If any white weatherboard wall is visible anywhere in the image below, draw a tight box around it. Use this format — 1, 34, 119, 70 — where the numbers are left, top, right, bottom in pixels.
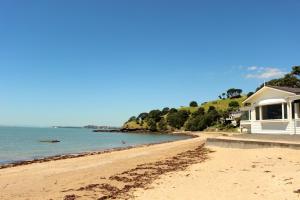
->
242, 86, 299, 135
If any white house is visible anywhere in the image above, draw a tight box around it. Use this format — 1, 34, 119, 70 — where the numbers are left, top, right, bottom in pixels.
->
240, 86, 300, 134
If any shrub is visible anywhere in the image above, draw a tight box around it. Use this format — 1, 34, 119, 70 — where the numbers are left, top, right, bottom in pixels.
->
148, 110, 162, 122
228, 101, 240, 108
189, 101, 198, 107
167, 110, 190, 129
158, 118, 168, 131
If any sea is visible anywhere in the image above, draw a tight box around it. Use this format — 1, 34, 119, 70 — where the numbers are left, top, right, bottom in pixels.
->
0, 126, 190, 164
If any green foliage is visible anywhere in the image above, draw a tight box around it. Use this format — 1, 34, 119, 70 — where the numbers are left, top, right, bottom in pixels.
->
169, 108, 178, 114
228, 101, 240, 108
256, 67, 300, 91
191, 107, 205, 117
128, 116, 137, 122
137, 112, 148, 120
167, 110, 190, 129
148, 109, 162, 122
189, 101, 198, 107
158, 118, 168, 131
226, 88, 243, 99
247, 92, 254, 97
185, 107, 220, 131
161, 107, 170, 115
292, 66, 300, 76
147, 118, 157, 132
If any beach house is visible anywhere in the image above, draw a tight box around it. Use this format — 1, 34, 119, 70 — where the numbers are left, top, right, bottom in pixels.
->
240, 86, 300, 134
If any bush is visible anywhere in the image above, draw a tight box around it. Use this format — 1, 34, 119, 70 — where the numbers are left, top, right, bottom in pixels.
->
148, 110, 162, 122
137, 112, 148, 120
185, 108, 221, 131
147, 118, 157, 132
189, 101, 198, 107
167, 110, 190, 129
127, 116, 137, 122
158, 118, 168, 131
161, 107, 170, 115
228, 101, 240, 108
247, 92, 254, 97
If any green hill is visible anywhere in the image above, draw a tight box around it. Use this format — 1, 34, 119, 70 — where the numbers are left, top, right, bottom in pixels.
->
180, 96, 246, 113
123, 96, 247, 132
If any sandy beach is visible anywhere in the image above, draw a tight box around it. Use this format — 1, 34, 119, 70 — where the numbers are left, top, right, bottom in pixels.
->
0, 135, 300, 200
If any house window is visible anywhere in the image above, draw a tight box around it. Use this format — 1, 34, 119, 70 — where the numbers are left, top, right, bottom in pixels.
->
241, 111, 250, 120
262, 104, 282, 120
284, 103, 287, 119
255, 107, 260, 120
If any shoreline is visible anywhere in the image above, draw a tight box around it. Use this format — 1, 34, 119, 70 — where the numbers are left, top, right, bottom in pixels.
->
0, 136, 206, 200
0, 133, 196, 170
1, 134, 300, 200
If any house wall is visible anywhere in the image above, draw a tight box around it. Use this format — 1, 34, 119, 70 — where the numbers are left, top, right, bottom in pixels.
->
241, 87, 300, 134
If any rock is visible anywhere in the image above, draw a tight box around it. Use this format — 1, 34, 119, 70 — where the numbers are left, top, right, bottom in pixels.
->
39, 140, 60, 143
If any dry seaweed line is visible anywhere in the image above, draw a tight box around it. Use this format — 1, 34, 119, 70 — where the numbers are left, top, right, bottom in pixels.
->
63, 144, 212, 200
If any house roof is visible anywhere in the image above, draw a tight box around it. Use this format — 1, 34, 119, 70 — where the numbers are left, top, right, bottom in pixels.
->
243, 85, 300, 104
267, 86, 300, 95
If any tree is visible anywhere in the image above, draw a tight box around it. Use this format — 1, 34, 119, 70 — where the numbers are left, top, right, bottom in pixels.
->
291, 66, 300, 76
127, 116, 137, 122
148, 110, 162, 122
247, 92, 254, 97
256, 67, 300, 91
185, 108, 220, 131
228, 101, 240, 108
191, 107, 205, 117
189, 101, 198, 107
208, 106, 216, 112
167, 110, 190, 129
158, 118, 168, 131
169, 108, 178, 114
227, 88, 243, 99
222, 93, 226, 99
137, 112, 148, 121
147, 118, 157, 132
161, 107, 170, 115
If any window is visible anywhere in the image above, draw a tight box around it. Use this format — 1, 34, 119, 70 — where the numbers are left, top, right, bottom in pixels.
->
241, 111, 250, 120
292, 103, 295, 119
255, 107, 260, 120
284, 103, 287, 119
262, 104, 282, 120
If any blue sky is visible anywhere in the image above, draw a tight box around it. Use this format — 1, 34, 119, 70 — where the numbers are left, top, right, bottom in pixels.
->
0, 0, 299, 126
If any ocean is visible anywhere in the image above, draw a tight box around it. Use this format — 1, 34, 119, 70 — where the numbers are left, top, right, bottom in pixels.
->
0, 126, 189, 164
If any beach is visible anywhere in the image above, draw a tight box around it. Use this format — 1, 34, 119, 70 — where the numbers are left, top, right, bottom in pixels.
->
0, 135, 300, 200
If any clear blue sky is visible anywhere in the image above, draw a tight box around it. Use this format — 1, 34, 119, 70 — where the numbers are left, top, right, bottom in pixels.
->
0, 0, 299, 126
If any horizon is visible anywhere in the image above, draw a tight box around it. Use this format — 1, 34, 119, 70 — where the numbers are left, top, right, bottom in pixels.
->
0, 1, 299, 126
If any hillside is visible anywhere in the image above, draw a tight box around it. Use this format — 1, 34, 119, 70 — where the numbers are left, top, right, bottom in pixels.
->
180, 96, 246, 113
122, 96, 247, 132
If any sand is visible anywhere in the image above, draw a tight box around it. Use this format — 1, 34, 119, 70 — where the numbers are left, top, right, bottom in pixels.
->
133, 145, 300, 200
0, 135, 300, 200
0, 137, 206, 200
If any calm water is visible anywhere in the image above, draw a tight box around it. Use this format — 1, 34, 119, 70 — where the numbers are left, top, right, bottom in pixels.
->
0, 127, 189, 164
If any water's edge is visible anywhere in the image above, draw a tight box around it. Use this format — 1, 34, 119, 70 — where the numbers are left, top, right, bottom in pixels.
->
0, 135, 196, 170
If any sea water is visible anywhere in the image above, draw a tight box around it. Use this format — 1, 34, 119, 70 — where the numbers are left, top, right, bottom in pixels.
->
0, 126, 189, 164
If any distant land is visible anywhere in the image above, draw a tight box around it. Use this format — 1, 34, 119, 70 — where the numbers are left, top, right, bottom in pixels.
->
52, 125, 121, 130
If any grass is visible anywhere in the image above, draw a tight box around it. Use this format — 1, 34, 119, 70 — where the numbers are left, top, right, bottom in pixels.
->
180, 96, 247, 113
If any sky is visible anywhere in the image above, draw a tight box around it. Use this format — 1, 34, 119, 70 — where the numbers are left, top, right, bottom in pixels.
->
0, 0, 299, 127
